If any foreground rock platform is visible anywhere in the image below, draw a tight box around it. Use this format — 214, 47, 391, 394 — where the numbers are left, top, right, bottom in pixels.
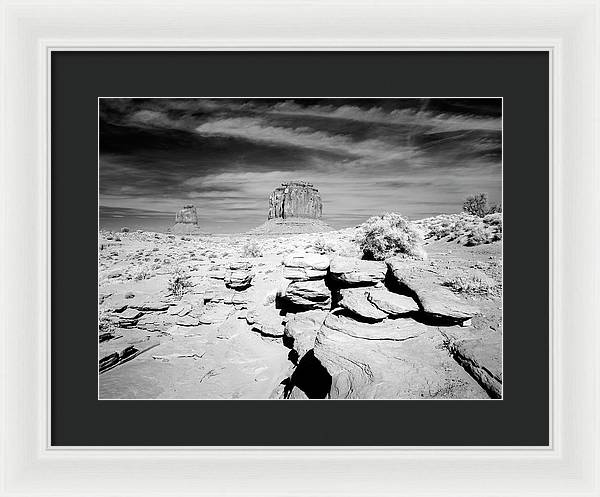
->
98, 218, 502, 400
313, 311, 486, 399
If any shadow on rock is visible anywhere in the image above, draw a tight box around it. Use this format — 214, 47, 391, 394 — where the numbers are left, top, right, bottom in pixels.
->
285, 350, 332, 399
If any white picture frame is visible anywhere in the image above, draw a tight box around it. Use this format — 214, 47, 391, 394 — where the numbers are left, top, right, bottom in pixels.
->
1, 0, 598, 495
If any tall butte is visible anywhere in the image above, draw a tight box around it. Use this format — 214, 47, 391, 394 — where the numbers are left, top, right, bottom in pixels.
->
171, 204, 206, 234
268, 181, 323, 220
249, 181, 332, 234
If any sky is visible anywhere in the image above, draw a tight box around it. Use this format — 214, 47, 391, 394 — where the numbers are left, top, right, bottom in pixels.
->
99, 98, 502, 233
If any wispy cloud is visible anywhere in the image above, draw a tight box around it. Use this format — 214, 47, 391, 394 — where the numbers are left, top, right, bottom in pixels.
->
269, 101, 502, 133
195, 117, 414, 162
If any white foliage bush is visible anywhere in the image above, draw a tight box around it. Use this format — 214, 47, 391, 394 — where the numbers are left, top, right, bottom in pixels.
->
358, 212, 427, 260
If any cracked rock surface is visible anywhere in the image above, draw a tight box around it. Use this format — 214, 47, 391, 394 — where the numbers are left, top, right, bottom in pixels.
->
98, 219, 502, 400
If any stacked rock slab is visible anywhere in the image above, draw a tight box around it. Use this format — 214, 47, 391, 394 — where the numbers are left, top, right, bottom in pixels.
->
309, 254, 487, 399
329, 256, 387, 286
277, 253, 331, 398
275, 252, 493, 399
225, 261, 254, 291
268, 181, 323, 220
279, 254, 331, 311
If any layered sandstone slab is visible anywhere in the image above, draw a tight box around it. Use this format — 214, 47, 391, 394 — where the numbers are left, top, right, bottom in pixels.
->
313, 311, 486, 399
387, 257, 479, 321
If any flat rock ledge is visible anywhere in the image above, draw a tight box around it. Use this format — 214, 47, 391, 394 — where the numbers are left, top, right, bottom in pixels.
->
387, 257, 478, 321
329, 256, 387, 286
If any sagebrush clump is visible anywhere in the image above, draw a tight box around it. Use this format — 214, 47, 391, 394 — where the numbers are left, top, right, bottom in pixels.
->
443, 273, 497, 296
98, 309, 115, 335
311, 239, 335, 255
133, 267, 150, 281
359, 212, 427, 260
483, 212, 502, 231
168, 266, 192, 298
465, 226, 489, 246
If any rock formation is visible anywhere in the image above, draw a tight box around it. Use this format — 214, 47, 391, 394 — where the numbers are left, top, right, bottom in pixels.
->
249, 181, 332, 234
386, 257, 478, 321
279, 253, 332, 310
172, 204, 204, 234
175, 204, 199, 224
329, 256, 387, 286
225, 261, 254, 290
268, 181, 322, 220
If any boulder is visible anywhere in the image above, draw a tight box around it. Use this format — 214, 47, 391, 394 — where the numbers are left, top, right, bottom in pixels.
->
284, 310, 327, 359
313, 312, 487, 399
387, 258, 478, 321
338, 288, 388, 321
329, 256, 387, 285
279, 279, 331, 310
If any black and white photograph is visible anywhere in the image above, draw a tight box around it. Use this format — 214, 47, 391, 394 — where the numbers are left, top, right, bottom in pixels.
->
98, 97, 503, 400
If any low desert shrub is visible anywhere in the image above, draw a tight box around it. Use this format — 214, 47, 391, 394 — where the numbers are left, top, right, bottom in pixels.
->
465, 226, 489, 246
242, 241, 263, 258
311, 239, 335, 255
483, 212, 503, 231
133, 267, 150, 281
167, 266, 192, 298
443, 273, 497, 296
98, 309, 115, 335
359, 212, 427, 260
121, 227, 130, 233
486, 203, 502, 214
